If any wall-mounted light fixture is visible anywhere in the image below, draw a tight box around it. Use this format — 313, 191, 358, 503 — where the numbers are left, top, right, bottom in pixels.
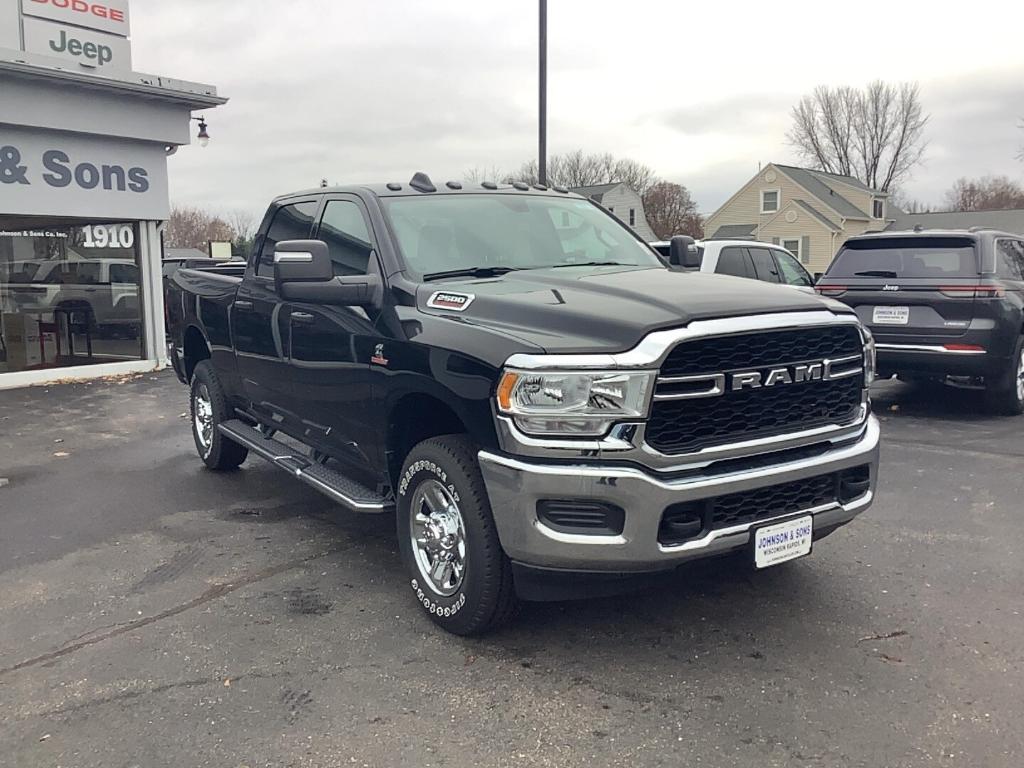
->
191, 116, 211, 147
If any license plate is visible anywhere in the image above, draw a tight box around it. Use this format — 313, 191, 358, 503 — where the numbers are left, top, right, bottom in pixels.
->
872, 306, 910, 325
753, 515, 813, 569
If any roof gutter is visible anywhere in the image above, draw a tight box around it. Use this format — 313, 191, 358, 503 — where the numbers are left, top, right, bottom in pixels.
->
0, 58, 227, 110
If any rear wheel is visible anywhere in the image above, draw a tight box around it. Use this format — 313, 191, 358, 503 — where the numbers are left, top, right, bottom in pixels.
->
190, 360, 248, 469
396, 435, 517, 635
985, 336, 1024, 416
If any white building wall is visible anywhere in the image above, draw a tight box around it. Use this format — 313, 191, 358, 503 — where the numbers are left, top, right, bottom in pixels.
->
599, 185, 656, 241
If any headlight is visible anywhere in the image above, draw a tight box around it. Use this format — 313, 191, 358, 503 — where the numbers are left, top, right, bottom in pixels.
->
862, 326, 876, 385
496, 369, 654, 436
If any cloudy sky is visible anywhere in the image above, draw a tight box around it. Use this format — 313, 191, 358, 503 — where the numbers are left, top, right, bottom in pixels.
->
130, 0, 1024, 219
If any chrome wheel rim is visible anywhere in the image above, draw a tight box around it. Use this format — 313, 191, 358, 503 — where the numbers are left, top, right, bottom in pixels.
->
410, 479, 467, 597
193, 383, 214, 455
1017, 349, 1024, 402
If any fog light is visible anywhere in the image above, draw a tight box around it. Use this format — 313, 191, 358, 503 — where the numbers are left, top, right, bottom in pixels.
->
838, 465, 871, 503
658, 503, 703, 545
537, 500, 625, 536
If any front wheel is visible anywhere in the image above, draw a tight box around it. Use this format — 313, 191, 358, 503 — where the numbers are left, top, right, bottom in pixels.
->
190, 360, 248, 470
396, 435, 517, 635
985, 336, 1024, 416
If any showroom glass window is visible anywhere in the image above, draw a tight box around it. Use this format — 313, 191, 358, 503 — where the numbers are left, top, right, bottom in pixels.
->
0, 220, 144, 373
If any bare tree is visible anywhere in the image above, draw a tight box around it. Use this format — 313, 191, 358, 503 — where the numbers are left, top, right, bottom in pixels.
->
944, 176, 1024, 211
227, 209, 258, 240
166, 205, 236, 252
463, 165, 507, 183
227, 209, 259, 259
642, 181, 703, 239
787, 80, 928, 191
888, 188, 932, 214
506, 150, 658, 194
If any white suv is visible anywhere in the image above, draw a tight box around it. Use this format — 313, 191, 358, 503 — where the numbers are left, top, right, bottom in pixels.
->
650, 239, 816, 292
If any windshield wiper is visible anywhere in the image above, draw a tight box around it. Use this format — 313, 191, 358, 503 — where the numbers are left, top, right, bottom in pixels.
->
544, 261, 630, 269
853, 270, 899, 277
423, 266, 521, 281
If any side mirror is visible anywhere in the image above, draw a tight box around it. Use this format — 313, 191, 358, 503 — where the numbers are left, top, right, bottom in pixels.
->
273, 239, 332, 283
669, 235, 701, 269
274, 239, 380, 307
280, 274, 381, 307
814, 272, 824, 283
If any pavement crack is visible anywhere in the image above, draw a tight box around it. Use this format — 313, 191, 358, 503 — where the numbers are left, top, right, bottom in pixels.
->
0, 549, 338, 678
856, 629, 909, 644
32, 677, 215, 718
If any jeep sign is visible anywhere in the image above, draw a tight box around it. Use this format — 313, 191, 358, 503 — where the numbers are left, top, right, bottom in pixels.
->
22, 16, 132, 71
0, 126, 168, 220
21, 0, 130, 37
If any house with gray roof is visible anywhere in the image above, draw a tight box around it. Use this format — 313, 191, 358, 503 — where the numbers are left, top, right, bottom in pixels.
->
570, 182, 656, 241
702, 163, 893, 273
886, 208, 1024, 236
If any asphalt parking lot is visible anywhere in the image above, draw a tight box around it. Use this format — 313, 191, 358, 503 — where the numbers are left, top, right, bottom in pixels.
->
1, 371, 1022, 767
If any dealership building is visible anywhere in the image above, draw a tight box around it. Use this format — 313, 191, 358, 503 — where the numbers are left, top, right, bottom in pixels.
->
0, 0, 225, 389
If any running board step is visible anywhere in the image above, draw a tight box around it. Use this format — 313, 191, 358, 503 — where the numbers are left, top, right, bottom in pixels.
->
218, 420, 390, 513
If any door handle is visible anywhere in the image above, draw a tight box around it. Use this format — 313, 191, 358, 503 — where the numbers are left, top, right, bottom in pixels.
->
290, 311, 315, 325
234, 300, 254, 311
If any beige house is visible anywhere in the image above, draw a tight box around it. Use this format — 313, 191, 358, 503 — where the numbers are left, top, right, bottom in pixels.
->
703, 163, 894, 273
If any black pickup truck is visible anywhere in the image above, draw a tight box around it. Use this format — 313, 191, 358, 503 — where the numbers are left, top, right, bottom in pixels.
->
166, 173, 880, 634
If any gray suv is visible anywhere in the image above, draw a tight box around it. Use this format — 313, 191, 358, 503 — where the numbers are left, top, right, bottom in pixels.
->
817, 228, 1024, 414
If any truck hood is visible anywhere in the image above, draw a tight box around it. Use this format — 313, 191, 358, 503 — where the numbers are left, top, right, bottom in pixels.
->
416, 265, 846, 354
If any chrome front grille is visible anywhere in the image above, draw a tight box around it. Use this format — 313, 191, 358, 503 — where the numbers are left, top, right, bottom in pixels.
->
646, 325, 865, 456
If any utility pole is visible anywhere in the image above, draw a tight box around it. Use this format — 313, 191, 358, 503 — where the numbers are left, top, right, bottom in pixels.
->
538, 0, 547, 185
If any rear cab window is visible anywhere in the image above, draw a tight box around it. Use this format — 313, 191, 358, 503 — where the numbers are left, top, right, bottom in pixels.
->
256, 200, 319, 278
829, 237, 980, 279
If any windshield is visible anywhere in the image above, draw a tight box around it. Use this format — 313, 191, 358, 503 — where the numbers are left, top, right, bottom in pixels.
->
381, 194, 663, 277
829, 237, 979, 279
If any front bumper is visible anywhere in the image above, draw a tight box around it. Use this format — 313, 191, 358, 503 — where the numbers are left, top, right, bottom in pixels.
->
478, 415, 879, 574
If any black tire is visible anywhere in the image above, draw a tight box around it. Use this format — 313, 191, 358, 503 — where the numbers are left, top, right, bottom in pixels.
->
396, 435, 517, 635
190, 360, 248, 470
985, 336, 1024, 416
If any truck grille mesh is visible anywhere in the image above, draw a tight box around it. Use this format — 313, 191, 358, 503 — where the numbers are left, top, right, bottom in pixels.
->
647, 326, 864, 455
658, 470, 841, 546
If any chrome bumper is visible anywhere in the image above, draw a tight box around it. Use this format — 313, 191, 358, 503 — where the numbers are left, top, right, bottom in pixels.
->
478, 415, 880, 572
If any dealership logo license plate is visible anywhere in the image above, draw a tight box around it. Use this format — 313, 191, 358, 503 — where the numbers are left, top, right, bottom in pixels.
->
753, 515, 813, 569
872, 306, 910, 325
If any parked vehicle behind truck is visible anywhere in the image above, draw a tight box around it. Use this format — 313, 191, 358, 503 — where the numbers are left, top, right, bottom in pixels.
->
166, 174, 880, 634
650, 239, 816, 292
817, 229, 1024, 414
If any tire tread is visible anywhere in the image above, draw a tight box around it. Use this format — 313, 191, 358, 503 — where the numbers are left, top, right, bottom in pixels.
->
402, 434, 517, 635
191, 360, 248, 470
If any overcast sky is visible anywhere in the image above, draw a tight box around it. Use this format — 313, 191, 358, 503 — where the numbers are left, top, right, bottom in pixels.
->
131, 0, 1024, 221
